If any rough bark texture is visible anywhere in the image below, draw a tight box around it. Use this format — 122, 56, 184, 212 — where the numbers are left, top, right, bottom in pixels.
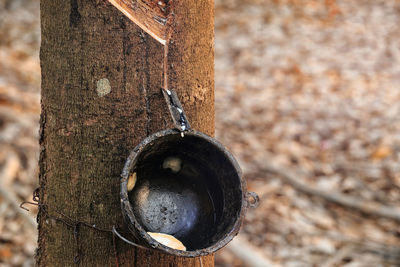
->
37, 0, 214, 266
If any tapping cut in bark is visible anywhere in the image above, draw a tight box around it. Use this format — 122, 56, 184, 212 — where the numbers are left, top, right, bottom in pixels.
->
107, 0, 173, 45
107, 1, 173, 90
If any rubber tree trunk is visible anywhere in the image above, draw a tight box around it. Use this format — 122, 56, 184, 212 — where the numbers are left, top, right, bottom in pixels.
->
37, 0, 214, 266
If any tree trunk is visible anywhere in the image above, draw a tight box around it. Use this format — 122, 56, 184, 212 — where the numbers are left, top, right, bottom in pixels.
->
37, 0, 214, 266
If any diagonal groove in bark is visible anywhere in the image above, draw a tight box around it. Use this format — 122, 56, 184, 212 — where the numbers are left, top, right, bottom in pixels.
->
107, 0, 172, 45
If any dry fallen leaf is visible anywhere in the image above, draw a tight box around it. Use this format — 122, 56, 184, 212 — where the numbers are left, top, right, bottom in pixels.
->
372, 146, 392, 161
163, 157, 182, 173
147, 232, 186, 251
0, 246, 12, 260
127, 172, 137, 192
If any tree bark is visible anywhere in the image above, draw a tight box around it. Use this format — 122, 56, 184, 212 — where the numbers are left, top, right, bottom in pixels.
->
37, 0, 214, 266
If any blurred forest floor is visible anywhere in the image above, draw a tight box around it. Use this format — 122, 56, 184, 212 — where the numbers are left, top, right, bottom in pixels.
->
1, 0, 400, 266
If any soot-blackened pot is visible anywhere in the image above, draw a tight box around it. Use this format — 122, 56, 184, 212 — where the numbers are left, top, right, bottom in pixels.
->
120, 128, 259, 257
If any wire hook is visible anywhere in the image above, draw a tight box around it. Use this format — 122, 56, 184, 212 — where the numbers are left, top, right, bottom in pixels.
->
112, 226, 150, 250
